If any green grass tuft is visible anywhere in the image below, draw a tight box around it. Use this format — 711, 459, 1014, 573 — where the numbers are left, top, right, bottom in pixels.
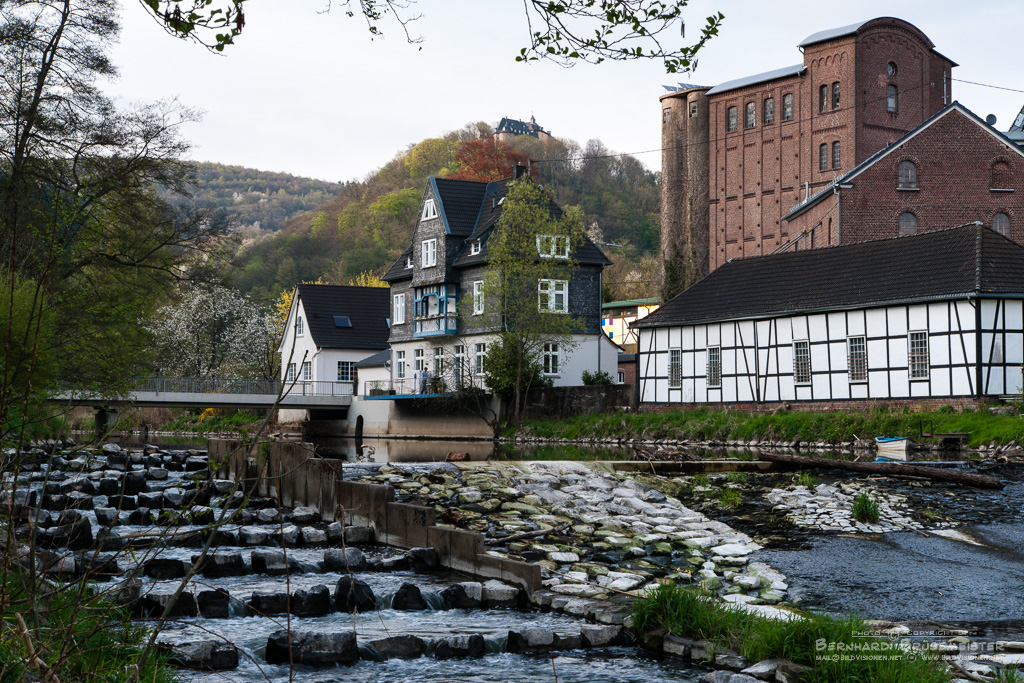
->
796, 470, 818, 488
851, 491, 881, 524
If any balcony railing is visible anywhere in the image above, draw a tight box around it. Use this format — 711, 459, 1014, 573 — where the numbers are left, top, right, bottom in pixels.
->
364, 374, 486, 399
414, 313, 458, 337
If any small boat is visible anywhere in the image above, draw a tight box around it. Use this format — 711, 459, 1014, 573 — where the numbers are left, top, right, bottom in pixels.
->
875, 436, 909, 461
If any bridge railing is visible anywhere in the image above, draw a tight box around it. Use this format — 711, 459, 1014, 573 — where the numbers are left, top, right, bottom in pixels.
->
129, 377, 354, 397
364, 374, 486, 398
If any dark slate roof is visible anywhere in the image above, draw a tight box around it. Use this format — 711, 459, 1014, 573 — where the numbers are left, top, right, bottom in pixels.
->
355, 349, 390, 368
295, 284, 391, 350
433, 177, 489, 237
784, 102, 1024, 222
496, 116, 549, 138
636, 225, 1024, 328
383, 245, 413, 282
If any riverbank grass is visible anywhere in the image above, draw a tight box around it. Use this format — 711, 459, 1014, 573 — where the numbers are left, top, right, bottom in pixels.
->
163, 408, 264, 434
631, 583, 951, 683
519, 406, 1024, 447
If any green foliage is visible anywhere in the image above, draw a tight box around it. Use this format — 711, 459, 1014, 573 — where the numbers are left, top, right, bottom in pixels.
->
725, 470, 748, 484
691, 473, 710, 488
162, 410, 264, 434
851, 492, 881, 524
482, 336, 551, 400
582, 370, 614, 385
718, 489, 742, 508
631, 584, 951, 683
796, 471, 818, 488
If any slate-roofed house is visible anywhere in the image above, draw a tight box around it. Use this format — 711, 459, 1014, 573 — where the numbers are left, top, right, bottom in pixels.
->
634, 224, 1024, 406
278, 284, 391, 392
494, 115, 551, 142
379, 171, 618, 396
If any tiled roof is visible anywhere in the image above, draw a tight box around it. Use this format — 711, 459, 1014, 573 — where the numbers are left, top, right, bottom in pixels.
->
383, 245, 413, 282
636, 225, 1024, 328
295, 284, 391, 350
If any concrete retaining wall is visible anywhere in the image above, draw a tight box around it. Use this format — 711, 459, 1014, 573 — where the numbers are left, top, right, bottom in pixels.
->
524, 384, 634, 419
209, 439, 540, 592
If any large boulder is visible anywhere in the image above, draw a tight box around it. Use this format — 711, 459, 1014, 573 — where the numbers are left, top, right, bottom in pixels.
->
160, 639, 239, 671
432, 634, 486, 659
334, 577, 376, 613
144, 558, 188, 580
249, 591, 288, 615
141, 592, 197, 618
197, 590, 231, 619
481, 580, 521, 608
323, 548, 367, 573
407, 547, 440, 572
291, 585, 331, 618
507, 627, 556, 653
265, 630, 357, 665
192, 553, 247, 578
391, 583, 429, 611
39, 515, 92, 551
369, 635, 424, 660
251, 550, 301, 576
441, 582, 482, 609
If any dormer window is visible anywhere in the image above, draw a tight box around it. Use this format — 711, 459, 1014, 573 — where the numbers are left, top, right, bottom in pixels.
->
405, 255, 413, 269
422, 199, 438, 221
470, 239, 481, 255
537, 235, 569, 259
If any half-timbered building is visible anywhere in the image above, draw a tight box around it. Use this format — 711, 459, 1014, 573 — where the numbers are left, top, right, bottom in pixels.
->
635, 224, 1024, 406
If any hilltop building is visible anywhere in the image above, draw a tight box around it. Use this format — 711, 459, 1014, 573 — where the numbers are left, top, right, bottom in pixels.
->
660, 17, 957, 298
495, 116, 552, 142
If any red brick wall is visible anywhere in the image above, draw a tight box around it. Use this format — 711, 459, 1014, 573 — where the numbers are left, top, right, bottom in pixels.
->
618, 359, 637, 385
838, 109, 1024, 243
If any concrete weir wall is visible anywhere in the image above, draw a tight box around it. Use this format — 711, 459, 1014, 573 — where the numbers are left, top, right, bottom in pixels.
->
209, 439, 541, 592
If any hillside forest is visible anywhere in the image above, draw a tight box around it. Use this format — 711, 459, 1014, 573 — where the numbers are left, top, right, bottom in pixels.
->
224, 123, 662, 305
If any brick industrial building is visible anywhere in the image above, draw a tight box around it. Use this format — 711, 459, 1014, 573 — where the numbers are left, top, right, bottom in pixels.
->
659, 17, 964, 299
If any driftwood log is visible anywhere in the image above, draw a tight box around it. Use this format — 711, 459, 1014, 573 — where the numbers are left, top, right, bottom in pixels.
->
484, 521, 572, 546
756, 451, 1004, 490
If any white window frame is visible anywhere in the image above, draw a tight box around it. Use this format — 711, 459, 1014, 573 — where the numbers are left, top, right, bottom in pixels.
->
393, 293, 405, 325
470, 239, 481, 255
405, 255, 413, 269
421, 238, 437, 268
414, 348, 424, 372
909, 331, 930, 380
454, 344, 465, 384
286, 363, 296, 382
337, 360, 355, 382
542, 342, 560, 376
793, 340, 811, 385
536, 234, 569, 259
668, 349, 682, 388
707, 346, 721, 388
422, 199, 438, 220
538, 279, 568, 313
473, 342, 487, 376
433, 347, 445, 376
395, 350, 406, 379
301, 361, 312, 381
617, 370, 625, 383
473, 281, 484, 315
295, 316, 304, 336
847, 336, 867, 383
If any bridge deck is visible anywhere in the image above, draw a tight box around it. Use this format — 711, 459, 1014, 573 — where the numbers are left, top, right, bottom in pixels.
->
54, 378, 353, 410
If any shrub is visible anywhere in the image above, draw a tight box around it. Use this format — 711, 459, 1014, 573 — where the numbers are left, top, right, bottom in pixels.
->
581, 370, 613, 385
718, 489, 742, 509
796, 471, 817, 488
851, 492, 880, 524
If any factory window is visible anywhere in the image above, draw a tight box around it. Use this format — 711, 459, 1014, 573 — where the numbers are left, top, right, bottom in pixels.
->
689, 101, 698, 118
819, 144, 828, 172
782, 93, 794, 120
663, 108, 671, 123
887, 85, 898, 113
898, 161, 918, 189
763, 97, 774, 124
727, 106, 737, 132
745, 102, 755, 129
819, 84, 827, 113
898, 212, 918, 236
832, 141, 841, 170
993, 212, 1010, 236
832, 81, 840, 109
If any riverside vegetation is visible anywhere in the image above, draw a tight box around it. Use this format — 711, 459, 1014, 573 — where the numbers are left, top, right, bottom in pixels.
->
517, 406, 1024, 448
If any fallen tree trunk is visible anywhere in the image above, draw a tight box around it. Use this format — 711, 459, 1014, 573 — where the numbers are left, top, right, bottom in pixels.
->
485, 522, 571, 546
756, 451, 1004, 490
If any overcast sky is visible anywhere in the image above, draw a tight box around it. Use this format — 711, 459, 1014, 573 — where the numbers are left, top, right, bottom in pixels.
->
107, 1, 1023, 183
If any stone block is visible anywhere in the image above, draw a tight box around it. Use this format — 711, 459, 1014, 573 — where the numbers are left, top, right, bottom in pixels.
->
197, 590, 231, 619
323, 547, 367, 573
369, 635, 424, 660
432, 634, 485, 659
507, 627, 555, 653
291, 585, 331, 618
392, 582, 428, 611
441, 582, 482, 609
334, 577, 376, 613
265, 630, 357, 665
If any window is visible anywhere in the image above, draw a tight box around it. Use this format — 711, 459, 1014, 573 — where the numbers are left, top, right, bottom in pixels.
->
421, 238, 437, 267
707, 347, 721, 388
668, 349, 682, 388
473, 342, 487, 375
470, 239, 481, 255
745, 102, 755, 129
887, 85, 898, 113
617, 370, 625, 383
899, 212, 918, 236
819, 144, 828, 172
538, 279, 568, 313
793, 341, 811, 384
819, 84, 828, 113
433, 347, 445, 376
422, 199, 438, 220
832, 81, 840, 109
453, 344, 465, 384
395, 350, 405, 379
832, 141, 841, 170
847, 337, 867, 382
393, 293, 405, 324
727, 106, 737, 132
295, 316, 304, 336
782, 94, 793, 121
662, 108, 671, 123
537, 234, 569, 258
337, 361, 355, 382
472, 280, 484, 315
286, 363, 296, 382
301, 361, 312, 381
405, 255, 413, 269
887, 61, 898, 77
689, 101, 698, 118
993, 212, 1010, 236
414, 348, 424, 372
991, 161, 1012, 189
542, 342, 560, 375
763, 97, 774, 124
898, 161, 918, 189
909, 332, 929, 379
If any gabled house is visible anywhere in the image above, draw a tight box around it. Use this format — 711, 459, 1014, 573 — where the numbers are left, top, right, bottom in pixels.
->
378, 171, 618, 396
635, 224, 1024, 407
278, 284, 391, 393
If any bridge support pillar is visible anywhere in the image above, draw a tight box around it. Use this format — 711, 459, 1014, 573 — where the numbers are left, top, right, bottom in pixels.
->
302, 408, 349, 458
94, 407, 120, 440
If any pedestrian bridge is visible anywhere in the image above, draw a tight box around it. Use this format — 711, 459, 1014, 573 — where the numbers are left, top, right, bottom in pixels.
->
56, 377, 353, 410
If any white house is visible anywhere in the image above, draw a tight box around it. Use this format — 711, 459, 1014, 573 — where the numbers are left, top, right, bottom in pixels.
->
635, 224, 1024, 406
278, 284, 391, 395
375, 170, 619, 398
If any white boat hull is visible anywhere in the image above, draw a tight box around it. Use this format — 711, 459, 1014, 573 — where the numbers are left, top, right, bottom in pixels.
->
875, 437, 909, 461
